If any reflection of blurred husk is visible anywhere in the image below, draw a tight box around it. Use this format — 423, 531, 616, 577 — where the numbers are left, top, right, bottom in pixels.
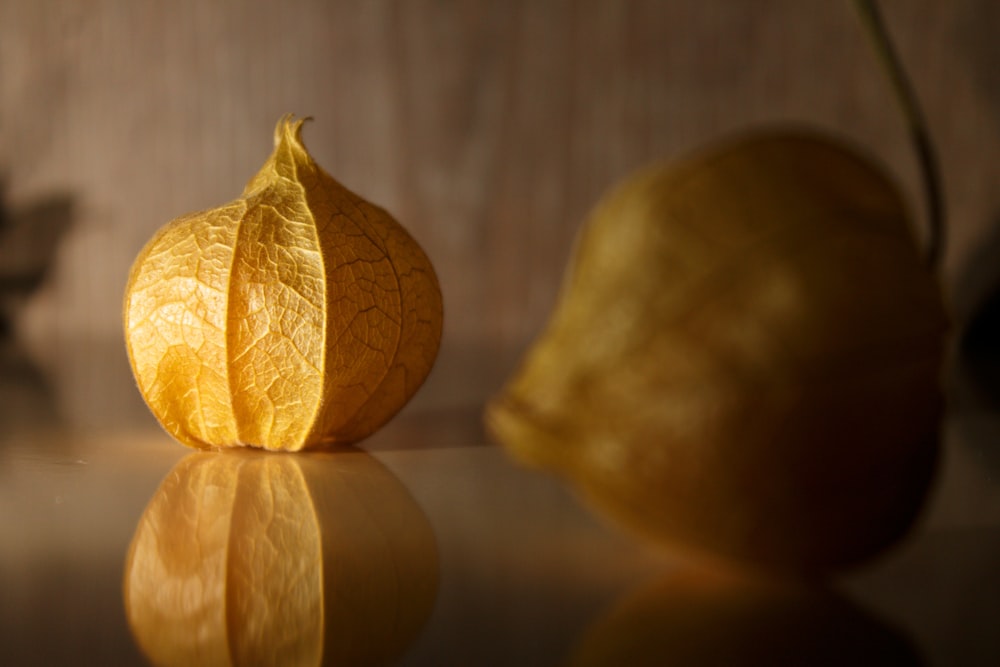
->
568, 567, 923, 667
123, 448, 438, 666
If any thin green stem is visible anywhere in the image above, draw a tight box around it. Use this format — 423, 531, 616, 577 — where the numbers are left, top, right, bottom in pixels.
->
852, 0, 944, 271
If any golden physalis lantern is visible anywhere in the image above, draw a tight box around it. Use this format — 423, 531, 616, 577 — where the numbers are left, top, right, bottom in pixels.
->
124, 116, 442, 451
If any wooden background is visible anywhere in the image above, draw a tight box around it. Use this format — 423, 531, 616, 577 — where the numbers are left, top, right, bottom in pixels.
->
2, 0, 998, 355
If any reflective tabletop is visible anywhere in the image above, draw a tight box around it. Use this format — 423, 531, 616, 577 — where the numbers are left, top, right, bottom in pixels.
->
1, 340, 999, 666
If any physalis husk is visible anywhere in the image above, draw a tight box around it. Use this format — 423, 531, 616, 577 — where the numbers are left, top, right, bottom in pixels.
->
487, 130, 948, 573
124, 116, 442, 451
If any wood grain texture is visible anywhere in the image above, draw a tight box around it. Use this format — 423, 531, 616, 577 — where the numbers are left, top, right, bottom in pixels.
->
1, 0, 998, 352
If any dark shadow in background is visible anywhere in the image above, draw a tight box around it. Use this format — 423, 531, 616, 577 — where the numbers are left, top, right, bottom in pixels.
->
0, 178, 75, 438
950, 212, 1000, 475
954, 0, 1000, 379
0, 177, 75, 336
954, 215, 1000, 404
948, 0, 1000, 472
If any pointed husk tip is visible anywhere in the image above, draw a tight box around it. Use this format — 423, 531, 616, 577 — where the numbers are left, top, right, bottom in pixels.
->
273, 113, 313, 148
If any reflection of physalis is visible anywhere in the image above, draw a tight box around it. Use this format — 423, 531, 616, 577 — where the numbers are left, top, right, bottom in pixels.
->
569, 567, 922, 667
124, 447, 438, 666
